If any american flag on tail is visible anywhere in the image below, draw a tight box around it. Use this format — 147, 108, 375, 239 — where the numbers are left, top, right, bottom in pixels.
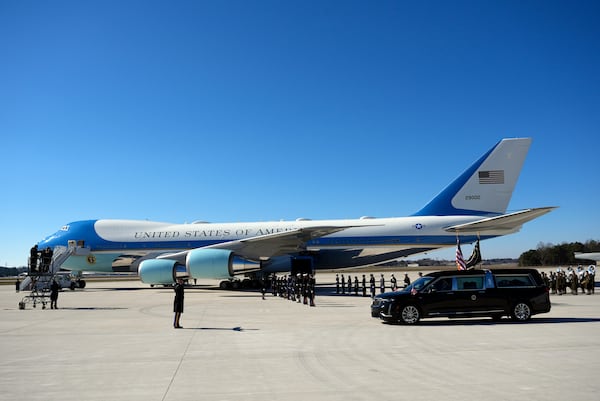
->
456, 239, 467, 270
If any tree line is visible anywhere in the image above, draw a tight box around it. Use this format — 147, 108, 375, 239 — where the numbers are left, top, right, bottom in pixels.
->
519, 240, 600, 266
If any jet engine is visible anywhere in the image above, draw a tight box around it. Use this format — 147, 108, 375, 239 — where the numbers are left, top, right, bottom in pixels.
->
139, 259, 186, 284
139, 249, 262, 285
186, 249, 235, 279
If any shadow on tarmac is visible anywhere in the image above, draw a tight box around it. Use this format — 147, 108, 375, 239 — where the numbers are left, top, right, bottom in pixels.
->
382, 317, 600, 326
59, 307, 128, 310
181, 326, 258, 331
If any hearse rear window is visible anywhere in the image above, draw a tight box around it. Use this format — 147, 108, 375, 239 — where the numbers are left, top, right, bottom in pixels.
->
495, 274, 535, 288
456, 276, 484, 290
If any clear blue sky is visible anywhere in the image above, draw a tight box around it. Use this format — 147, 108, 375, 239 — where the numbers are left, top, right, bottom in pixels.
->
1, 0, 598, 267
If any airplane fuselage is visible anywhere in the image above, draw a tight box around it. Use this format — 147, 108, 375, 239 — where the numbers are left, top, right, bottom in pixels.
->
40, 215, 509, 274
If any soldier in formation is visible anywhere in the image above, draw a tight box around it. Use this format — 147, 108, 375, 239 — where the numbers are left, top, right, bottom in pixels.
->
270, 273, 317, 307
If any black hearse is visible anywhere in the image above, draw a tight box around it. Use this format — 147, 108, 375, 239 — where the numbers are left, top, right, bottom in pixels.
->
371, 269, 551, 324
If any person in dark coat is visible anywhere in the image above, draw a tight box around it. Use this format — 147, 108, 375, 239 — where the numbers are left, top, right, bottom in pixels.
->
362, 274, 367, 297
30, 245, 39, 272
173, 278, 185, 328
369, 274, 376, 298
403, 273, 411, 288
50, 279, 60, 309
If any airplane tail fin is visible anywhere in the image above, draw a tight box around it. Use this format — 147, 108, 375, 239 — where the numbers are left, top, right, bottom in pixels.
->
413, 138, 532, 216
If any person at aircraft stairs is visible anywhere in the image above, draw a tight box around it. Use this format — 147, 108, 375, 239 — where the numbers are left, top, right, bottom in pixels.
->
29, 244, 39, 273
50, 279, 59, 309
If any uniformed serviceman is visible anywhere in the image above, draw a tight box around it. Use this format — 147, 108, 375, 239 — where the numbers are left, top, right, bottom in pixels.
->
347, 275, 352, 294
369, 274, 376, 298
309, 274, 316, 307
362, 274, 367, 297
404, 273, 411, 288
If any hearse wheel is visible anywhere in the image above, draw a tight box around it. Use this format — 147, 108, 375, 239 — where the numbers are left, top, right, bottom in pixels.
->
511, 302, 532, 322
399, 304, 420, 324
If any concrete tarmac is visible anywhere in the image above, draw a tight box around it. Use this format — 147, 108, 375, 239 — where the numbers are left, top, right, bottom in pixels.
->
2, 273, 599, 401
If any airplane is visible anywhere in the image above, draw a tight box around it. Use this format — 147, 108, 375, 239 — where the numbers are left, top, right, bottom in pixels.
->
574, 252, 600, 262
35, 137, 555, 288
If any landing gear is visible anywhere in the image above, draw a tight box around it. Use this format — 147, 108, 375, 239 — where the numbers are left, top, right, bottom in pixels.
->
218, 277, 261, 290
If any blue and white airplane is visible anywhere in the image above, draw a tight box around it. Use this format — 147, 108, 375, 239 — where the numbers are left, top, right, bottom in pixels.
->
36, 138, 555, 287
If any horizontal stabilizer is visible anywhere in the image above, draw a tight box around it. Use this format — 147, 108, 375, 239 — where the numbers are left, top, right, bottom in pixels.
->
445, 207, 557, 233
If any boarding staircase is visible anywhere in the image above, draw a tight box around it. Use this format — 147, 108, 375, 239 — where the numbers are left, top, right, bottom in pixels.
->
18, 243, 89, 309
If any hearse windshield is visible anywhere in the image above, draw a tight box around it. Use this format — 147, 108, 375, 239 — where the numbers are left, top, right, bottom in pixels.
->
404, 276, 434, 292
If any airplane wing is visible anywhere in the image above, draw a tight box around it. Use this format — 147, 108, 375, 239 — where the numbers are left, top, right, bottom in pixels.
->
157, 226, 352, 263
444, 207, 557, 233
574, 252, 600, 262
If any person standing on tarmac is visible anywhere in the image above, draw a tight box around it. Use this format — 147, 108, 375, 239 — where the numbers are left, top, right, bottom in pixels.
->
369, 274, 376, 298
404, 273, 411, 288
362, 274, 367, 297
173, 278, 185, 329
336, 274, 340, 294
379, 274, 385, 294
50, 279, 60, 309
309, 274, 316, 307
347, 275, 352, 294
390, 274, 397, 291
